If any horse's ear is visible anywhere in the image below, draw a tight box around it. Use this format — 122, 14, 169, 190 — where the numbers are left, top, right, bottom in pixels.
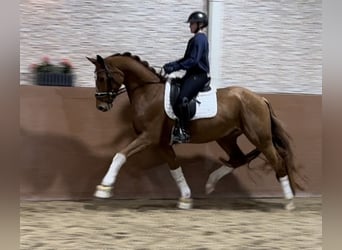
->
96, 55, 105, 67
86, 56, 97, 65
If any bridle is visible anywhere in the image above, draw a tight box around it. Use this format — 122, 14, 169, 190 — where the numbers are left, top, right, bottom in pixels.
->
94, 68, 126, 101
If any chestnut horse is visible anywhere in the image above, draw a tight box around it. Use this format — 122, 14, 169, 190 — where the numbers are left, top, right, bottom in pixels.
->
87, 52, 304, 210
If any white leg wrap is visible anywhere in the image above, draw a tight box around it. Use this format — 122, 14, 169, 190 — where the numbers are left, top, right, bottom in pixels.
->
101, 153, 127, 186
206, 165, 234, 194
208, 165, 234, 184
170, 167, 191, 198
279, 175, 294, 200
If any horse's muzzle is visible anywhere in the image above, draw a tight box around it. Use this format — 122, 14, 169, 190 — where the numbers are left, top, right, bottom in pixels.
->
97, 102, 113, 112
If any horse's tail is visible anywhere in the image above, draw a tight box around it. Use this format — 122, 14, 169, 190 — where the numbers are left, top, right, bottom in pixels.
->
263, 98, 306, 195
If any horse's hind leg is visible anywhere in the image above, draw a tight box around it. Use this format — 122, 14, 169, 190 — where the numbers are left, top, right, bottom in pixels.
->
206, 132, 260, 194
158, 145, 192, 209
245, 131, 295, 210
260, 143, 295, 210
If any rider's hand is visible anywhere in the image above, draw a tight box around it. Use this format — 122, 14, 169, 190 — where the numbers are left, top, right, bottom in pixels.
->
163, 62, 180, 74
163, 64, 174, 74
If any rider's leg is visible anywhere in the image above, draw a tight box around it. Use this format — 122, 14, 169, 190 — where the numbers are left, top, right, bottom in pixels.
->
172, 73, 208, 144
172, 97, 190, 143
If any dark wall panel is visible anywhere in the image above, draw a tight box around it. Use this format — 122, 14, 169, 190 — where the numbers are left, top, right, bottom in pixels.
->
20, 86, 321, 200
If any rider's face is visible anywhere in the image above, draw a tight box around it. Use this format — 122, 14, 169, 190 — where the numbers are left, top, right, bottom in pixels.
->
189, 22, 198, 33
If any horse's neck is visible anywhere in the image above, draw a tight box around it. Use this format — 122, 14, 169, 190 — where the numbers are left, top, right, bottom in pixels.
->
123, 73, 163, 103
127, 81, 164, 105
111, 56, 163, 99
112, 56, 158, 78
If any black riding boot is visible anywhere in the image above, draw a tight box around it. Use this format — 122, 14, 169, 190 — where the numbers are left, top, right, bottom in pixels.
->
172, 98, 190, 144
172, 118, 190, 144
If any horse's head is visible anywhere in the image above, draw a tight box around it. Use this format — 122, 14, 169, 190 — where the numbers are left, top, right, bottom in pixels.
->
86, 55, 124, 112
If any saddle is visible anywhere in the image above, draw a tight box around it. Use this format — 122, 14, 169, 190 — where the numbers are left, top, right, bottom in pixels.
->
164, 78, 217, 120
169, 77, 211, 119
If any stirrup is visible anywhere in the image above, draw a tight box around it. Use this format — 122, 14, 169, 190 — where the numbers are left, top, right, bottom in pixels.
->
170, 126, 189, 144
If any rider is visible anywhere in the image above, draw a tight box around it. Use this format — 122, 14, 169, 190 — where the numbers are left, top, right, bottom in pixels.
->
163, 11, 210, 144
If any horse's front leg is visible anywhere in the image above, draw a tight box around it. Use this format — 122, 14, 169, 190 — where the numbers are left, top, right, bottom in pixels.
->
94, 135, 151, 198
159, 146, 192, 209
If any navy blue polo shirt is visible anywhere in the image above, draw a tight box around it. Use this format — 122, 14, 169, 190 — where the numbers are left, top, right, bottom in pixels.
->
177, 32, 210, 74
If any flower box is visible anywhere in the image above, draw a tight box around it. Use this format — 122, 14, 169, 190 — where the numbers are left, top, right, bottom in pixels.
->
35, 72, 74, 86
31, 56, 75, 87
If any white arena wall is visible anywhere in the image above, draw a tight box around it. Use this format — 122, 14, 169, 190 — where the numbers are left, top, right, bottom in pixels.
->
20, 0, 321, 94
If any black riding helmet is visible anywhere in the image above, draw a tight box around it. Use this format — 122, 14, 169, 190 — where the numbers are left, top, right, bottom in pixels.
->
186, 11, 208, 28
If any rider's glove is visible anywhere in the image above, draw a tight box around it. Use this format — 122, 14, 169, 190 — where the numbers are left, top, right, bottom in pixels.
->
163, 62, 181, 74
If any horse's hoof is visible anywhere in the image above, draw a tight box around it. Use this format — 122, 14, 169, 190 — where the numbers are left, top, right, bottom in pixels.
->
205, 183, 215, 195
285, 200, 295, 211
177, 197, 193, 210
94, 185, 113, 199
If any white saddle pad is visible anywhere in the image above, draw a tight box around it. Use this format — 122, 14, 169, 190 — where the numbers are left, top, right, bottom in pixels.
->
164, 79, 218, 120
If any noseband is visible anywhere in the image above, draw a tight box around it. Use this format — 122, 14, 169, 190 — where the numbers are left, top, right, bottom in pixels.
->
94, 69, 126, 101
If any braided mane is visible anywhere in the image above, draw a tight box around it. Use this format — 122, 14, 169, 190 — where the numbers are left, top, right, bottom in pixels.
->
110, 52, 166, 82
